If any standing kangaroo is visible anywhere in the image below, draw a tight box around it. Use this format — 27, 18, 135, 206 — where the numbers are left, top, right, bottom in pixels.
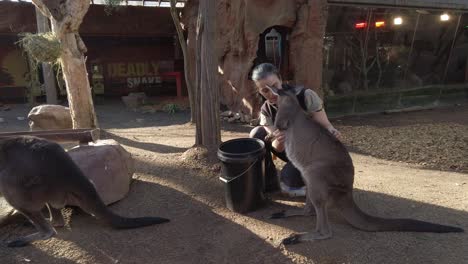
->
0, 136, 169, 247
266, 85, 463, 245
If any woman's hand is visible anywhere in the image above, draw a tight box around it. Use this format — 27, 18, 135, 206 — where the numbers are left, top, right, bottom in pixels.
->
327, 126, 342, 140
271, 130, 286, 152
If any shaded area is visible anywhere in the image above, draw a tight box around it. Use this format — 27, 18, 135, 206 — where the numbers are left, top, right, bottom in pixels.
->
95, 100, 191, 130
0, 100, 191, 133
251, 190, 468, 264
134, 152, 468, 264
0, 181, 293, 264
220, 121, 252, 134
103, 131, 188, 154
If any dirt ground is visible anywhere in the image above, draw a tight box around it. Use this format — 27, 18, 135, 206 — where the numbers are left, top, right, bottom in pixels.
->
0, 100, 467, 264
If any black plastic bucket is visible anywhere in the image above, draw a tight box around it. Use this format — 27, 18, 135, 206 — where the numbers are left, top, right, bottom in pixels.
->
217, 138, 266, 213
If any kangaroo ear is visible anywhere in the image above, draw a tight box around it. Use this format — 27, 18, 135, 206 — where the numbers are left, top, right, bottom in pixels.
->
290, 85, 303, 95
266, 85, 280, 96
282, 84, 302, 95
293, 86, 303, 95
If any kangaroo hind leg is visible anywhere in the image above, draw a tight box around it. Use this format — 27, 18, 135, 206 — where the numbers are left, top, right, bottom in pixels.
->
270, 196, 315, 219
7, 210, 57, 247
282, 180, 333, 245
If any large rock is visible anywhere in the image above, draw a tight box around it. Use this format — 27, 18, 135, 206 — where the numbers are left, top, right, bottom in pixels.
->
28, 104, 72, 131
121, 92, 148, 110
67, 139, 135, 206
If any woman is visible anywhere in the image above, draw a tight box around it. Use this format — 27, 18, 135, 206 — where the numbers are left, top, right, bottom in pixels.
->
250, 63, 341, 195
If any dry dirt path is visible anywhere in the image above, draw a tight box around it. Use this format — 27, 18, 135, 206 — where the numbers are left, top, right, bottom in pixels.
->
0, 102, 467, 264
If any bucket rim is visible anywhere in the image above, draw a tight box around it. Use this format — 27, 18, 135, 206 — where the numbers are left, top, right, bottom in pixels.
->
217, 138, 265, 157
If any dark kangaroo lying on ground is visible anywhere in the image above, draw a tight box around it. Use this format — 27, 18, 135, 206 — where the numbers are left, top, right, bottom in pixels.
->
0, 136, 169, 247
266, 85, 463, 245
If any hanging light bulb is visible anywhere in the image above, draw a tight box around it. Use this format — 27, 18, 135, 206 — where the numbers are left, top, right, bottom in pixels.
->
440, 13, 450, 21
393, 17, 403, 25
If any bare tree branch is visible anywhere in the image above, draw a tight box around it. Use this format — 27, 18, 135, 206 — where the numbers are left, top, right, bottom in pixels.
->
169, 0, 195, 122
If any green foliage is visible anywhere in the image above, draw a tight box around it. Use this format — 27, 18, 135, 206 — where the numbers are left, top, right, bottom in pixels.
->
163, 103, 180, 114
104, 0, 123, 15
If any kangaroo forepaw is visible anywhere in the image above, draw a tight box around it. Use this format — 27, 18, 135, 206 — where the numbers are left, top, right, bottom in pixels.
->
281, 234, 301, 245
269, 211, 286, 219
281, 231, 332, 245
7, 239, 29, 248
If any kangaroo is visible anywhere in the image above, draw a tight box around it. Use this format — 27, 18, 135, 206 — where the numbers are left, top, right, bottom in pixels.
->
266, 85, 464, 245
0, 136, 169, 247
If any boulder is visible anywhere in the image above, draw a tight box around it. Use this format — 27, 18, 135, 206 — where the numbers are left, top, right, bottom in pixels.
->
28, 104, 72, 131
122, 92, 148, 110
67, 139, 135, 206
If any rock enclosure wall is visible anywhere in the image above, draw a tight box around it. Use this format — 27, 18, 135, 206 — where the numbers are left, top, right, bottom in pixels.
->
183, 0, 328, 119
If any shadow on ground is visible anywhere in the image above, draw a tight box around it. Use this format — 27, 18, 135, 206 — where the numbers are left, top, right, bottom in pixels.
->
221, 121, 252, 134
135, 156, 468, 264
0, 181, 292, 264
103, 131, 188, 154
246, 189, 467, 264
96, 101, 190, 129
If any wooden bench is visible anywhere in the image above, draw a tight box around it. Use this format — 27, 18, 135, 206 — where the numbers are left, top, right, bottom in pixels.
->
0, 128, 100, 144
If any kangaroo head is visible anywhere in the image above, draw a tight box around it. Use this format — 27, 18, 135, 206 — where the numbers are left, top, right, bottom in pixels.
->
267, 84, 303, 131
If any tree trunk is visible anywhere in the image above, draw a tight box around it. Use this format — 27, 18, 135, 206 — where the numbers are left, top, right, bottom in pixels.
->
35, 7, 58, 105
194, 6, 203, 145
59, 33, 98, 128
289, 0, 328, 97
32, 0, 97, 129
196, 0, 220, 152
169, 0, 196, 123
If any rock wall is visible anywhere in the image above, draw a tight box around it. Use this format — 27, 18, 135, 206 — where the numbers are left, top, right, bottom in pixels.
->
183, 0, 328, 118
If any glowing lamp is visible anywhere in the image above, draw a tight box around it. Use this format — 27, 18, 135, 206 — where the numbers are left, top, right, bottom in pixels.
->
355, 22, 367, 29
440, 14, 450, 21
375, 21, 385, 28
393, 17, 403, 25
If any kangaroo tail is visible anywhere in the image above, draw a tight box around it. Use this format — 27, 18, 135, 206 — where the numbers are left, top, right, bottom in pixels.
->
68, 161, 169, 229
336, 192, 463, 233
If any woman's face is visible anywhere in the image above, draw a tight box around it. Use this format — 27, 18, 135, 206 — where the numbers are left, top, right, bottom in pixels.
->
255, 74, 282, 104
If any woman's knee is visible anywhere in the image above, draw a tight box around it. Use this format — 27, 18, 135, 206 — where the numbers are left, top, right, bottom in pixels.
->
249, 126, 268, 139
